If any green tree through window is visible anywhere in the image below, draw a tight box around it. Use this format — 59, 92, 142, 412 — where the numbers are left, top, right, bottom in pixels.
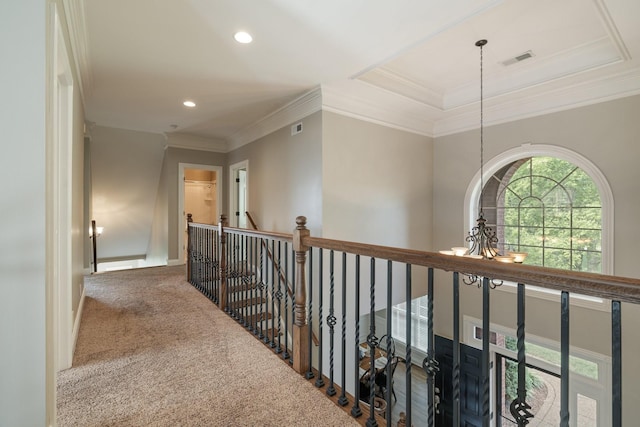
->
488, 157, 602, 272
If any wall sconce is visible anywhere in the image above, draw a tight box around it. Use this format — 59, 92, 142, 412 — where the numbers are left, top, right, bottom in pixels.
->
89, 225, 104, 237
89, 220, 103, 273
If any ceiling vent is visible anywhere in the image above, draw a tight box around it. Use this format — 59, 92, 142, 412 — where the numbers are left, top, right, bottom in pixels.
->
501, 50, 534, 66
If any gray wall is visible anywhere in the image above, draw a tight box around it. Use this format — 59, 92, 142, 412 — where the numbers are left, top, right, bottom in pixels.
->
433, 94, 640, 422
227, 111, 324, 235
90, 126, 165, 260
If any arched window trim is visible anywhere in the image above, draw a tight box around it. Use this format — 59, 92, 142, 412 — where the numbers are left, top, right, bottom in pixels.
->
464, 143, 614, 275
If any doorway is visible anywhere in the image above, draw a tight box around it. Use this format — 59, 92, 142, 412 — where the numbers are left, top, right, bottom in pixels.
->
434, 335, 485, 426
178, 163, 222, 263
229, 160, 249, 228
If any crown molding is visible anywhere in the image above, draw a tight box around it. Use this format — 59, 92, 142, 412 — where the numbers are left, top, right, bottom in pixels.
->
165, 132, 228, 153
321, 81, 437, 137
226, 87, 323, 151
434, 67, 640, 137
61, 0, 92, 106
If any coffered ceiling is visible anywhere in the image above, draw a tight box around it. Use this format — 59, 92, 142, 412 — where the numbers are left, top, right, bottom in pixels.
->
65, 0, 640, 147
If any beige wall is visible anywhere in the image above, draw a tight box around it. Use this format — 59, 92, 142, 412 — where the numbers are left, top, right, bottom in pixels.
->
163, 147, 227, 261
227, 111, 324, 235
433, 94, 640, 422
322, 111, 434, 307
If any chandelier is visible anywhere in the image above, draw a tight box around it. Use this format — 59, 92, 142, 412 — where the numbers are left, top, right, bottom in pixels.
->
441, 40, 527, 265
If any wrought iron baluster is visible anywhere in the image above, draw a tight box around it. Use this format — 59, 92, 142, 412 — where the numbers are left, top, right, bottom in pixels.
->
247, 236, 255, 333
612, 300, 622, 427
326, 250, 337, 396
423, 268, 438, 427
275, 241, 283, 353
350, 254, 362, 418
452, 272, 461, 427
305, 248, 314, 379
510, 283, 533, 426
289, 246, 295, 366
213, 230, 219, 304
283, 242, 290, 360
259, 238, 266, 341
231, 233, 238, 319
338, 252, 348, 406
384, 260, 392, 421
315, 249, 325, 388
366, 257, 378, 427
560, 291, 570, 427
482, 277, 490, 427
405, 263, 412, 426
269, 239, 276, 348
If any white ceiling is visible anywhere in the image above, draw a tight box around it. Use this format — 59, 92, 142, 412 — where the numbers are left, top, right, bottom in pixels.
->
67, 0, 640, 147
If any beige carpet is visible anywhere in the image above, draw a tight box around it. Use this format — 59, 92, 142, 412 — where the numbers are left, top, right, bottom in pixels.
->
57, 266, 360, 426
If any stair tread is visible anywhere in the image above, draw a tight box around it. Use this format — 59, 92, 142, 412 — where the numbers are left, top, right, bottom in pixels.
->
229, 297, 266, 309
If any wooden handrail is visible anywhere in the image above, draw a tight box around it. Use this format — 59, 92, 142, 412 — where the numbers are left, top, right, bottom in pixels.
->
304, 235, 640, 305
189, 219, 640, 306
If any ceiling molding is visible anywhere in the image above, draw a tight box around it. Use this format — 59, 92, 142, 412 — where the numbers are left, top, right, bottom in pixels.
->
434, 67, 640, 137
226, 87, 323, 151
322, 82, 438, 137
592, 0, 631, 61
357, 67, 444, 110
61, 0, 92, 105
165, 133, 228, 153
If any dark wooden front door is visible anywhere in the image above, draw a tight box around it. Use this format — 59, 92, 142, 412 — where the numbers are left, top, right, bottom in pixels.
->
435, 335, 485, 426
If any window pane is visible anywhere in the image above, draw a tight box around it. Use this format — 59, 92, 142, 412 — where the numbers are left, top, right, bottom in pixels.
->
544, 248, 571, 269
490, 156, 602, 273
573, 207, 602, 229
572, 249, 601, 273
543, 185, 572, 207
565, 169, 601, 206
519, 226, 544, 247
545, 228, 572, 249
545, 206, 571, 228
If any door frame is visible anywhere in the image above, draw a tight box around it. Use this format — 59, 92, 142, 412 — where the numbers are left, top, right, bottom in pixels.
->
178, 163, 222, 263
229, 160, 249, 227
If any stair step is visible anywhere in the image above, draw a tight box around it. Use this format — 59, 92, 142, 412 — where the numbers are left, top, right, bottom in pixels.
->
229, 297, 265, 309
236, 312, 272, 324
228, 282, 256, 293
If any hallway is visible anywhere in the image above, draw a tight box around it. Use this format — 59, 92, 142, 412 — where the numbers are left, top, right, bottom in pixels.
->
57, 266, 359, 426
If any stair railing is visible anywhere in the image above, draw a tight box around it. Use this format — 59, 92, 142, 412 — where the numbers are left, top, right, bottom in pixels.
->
187, 215, 640, 427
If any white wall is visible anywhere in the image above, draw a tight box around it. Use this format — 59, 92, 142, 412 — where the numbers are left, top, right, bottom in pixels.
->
145, 148, 169, 266
0, 1, 47, 425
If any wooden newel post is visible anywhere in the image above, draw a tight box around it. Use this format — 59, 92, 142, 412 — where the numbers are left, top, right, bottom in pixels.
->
219, 214, 229, 312
186, 213, 193, 281
292, 215, 310, 374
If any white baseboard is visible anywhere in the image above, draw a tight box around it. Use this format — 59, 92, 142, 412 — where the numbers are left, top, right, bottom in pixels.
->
71, 286, 86, 359
167, 259, 184, 266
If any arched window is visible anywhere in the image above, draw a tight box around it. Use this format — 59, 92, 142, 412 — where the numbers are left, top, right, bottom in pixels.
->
465, 144, 613, 274
485, 157, 601, 272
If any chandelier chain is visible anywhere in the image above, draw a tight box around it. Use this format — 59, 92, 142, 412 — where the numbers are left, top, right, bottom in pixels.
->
479, 40, 485, 215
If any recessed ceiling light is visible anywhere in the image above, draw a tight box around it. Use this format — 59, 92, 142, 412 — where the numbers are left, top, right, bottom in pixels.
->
183, 100, 196, 108
234, 31, 253, 44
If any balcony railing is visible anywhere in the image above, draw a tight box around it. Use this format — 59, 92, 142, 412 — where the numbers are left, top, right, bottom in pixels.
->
187, 215, 640, 427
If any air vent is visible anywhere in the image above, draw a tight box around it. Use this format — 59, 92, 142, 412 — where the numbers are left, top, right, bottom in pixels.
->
291, 122, 303, 136
501, 50, 534, 66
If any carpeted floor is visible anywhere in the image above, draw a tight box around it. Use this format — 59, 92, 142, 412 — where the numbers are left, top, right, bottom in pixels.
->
57, 266, 360, 426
